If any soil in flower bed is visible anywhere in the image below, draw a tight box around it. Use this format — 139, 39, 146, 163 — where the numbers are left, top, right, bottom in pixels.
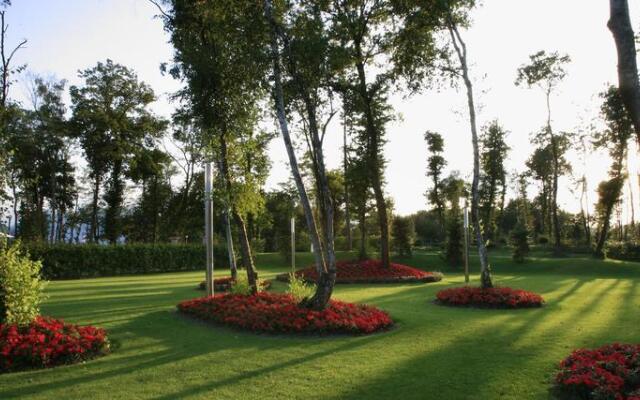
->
177, 292, 394, 335
196, 277, 272, 291
435, 286, 544, 309
276, 259, 443, 284
554, 343, 640, 400
0, 316, 110, 373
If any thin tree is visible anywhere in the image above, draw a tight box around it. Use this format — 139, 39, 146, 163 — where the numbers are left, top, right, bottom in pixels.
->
424, 131, 447, 240
593, 86, 633, 257
446, 18, 493, 288
516, 51, 571, 252
264, 0, 337, 309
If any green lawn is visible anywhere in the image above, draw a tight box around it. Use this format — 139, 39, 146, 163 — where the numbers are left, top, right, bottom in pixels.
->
1, 249, 639, 399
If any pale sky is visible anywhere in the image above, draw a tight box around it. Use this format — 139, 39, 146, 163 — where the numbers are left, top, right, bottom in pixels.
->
5, 0, 640, 218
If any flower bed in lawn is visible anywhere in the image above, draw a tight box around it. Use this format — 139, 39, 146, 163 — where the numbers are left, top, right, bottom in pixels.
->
554, 343, 640, 400
276, 259, 442, 284
435, 286, 544, 309
197, 277, 272, 291
177, 292, 394, 335
0, 316, 110, 373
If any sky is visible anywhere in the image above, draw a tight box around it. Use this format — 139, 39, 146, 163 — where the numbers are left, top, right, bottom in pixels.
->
5, 0, 640, 218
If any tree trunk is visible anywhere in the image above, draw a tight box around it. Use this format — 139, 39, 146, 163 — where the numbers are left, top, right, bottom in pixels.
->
449, 23, 493, 288
219, 133, 258, 294
343, 117, 352, 251
608, 0, 640, 138
265, 0, 333, 310
90, 175, 101, 242
224, 209, 238, 280
358, 209, 367, 260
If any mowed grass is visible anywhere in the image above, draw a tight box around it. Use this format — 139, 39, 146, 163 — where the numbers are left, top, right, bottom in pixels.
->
1, 249, 639, 400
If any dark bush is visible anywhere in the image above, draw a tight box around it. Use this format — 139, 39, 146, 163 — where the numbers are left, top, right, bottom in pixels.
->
605, 241, 640, 262
24, 243, 229, 280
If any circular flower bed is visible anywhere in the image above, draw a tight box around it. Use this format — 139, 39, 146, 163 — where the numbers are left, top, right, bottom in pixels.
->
435, 286, 544, 309
555, 343, 640, 400
197, 277, 272, 291
177, 292, 394, 335
277, 259, 442, 284
0, 316, 110, 373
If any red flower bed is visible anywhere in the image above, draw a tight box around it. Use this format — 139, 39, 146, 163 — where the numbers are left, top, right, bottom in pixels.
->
178, 292, 394, 335
435, 286, 544, 309
0, 316, 110, 373
555, 343, 640, 400
197, 277, 271, 291
277, 259, 442, 284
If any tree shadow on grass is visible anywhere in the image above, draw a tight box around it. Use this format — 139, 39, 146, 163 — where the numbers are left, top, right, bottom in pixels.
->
321, 277, 639, 400
0, 308, 391, 399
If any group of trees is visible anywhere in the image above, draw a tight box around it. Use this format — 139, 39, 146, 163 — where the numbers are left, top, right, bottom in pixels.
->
419, 47, 640, 262
2, 0, 640, 309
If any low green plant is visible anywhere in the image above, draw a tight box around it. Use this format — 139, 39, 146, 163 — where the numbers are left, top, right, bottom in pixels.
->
0, 240, 47, 326
287, 273, 316, 302
229, 274, 252, 295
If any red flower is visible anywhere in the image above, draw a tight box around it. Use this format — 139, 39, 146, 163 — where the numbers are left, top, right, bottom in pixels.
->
279, 259, 442, 284
177, 292, 394, 335
0, 316, 110, 373
435, 286, 544, 309
555, 343, 640, 399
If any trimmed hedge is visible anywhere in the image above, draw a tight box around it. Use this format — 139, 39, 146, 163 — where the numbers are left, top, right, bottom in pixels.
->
24, 243, 229, 280
605, 241, 640, 262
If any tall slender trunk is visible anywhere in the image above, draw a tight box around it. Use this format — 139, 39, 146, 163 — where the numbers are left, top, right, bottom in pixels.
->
358, 209, 367, 260
580, 176, 592, 246
449, 22, 493, 288
224, 209, 238, 280
343, 116, 352, 251
90, 175, 101, 242
300, 95, 337, 309
545, 91, 563, 251
219, 133, 258, 293
265, 0, 333, 310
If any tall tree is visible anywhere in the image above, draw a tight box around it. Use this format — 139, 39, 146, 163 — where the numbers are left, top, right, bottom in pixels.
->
593, 86, 633, 257
162, 0, 270, 293
608, 0, 640, 138
446, 14, 493, 288
264, 0, 342, 309
70, 60, 166, 243
0, 5, 25, 232
479, 121, 509, 245
516, 50, 571, 252
424, 130, 446, 240
328, 0, 398, 268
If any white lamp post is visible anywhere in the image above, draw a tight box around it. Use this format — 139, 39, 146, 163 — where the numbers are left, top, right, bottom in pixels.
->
291, 214, 295, 272
204, 162, 215, 297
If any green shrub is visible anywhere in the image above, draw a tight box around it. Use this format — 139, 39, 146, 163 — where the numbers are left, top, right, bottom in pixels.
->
392, 216, 415, 257
24, 243, 229, 280
287, 272, 316, 302
0, 240, 46, 326
229, 274, 252, 295
444, 217, 464, 267
511, 223, 530, 263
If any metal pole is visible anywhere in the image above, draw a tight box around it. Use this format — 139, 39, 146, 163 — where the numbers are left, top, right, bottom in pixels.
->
204, 162, 215, 297
463, 203, 470, 283
291, 215, 295, 272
